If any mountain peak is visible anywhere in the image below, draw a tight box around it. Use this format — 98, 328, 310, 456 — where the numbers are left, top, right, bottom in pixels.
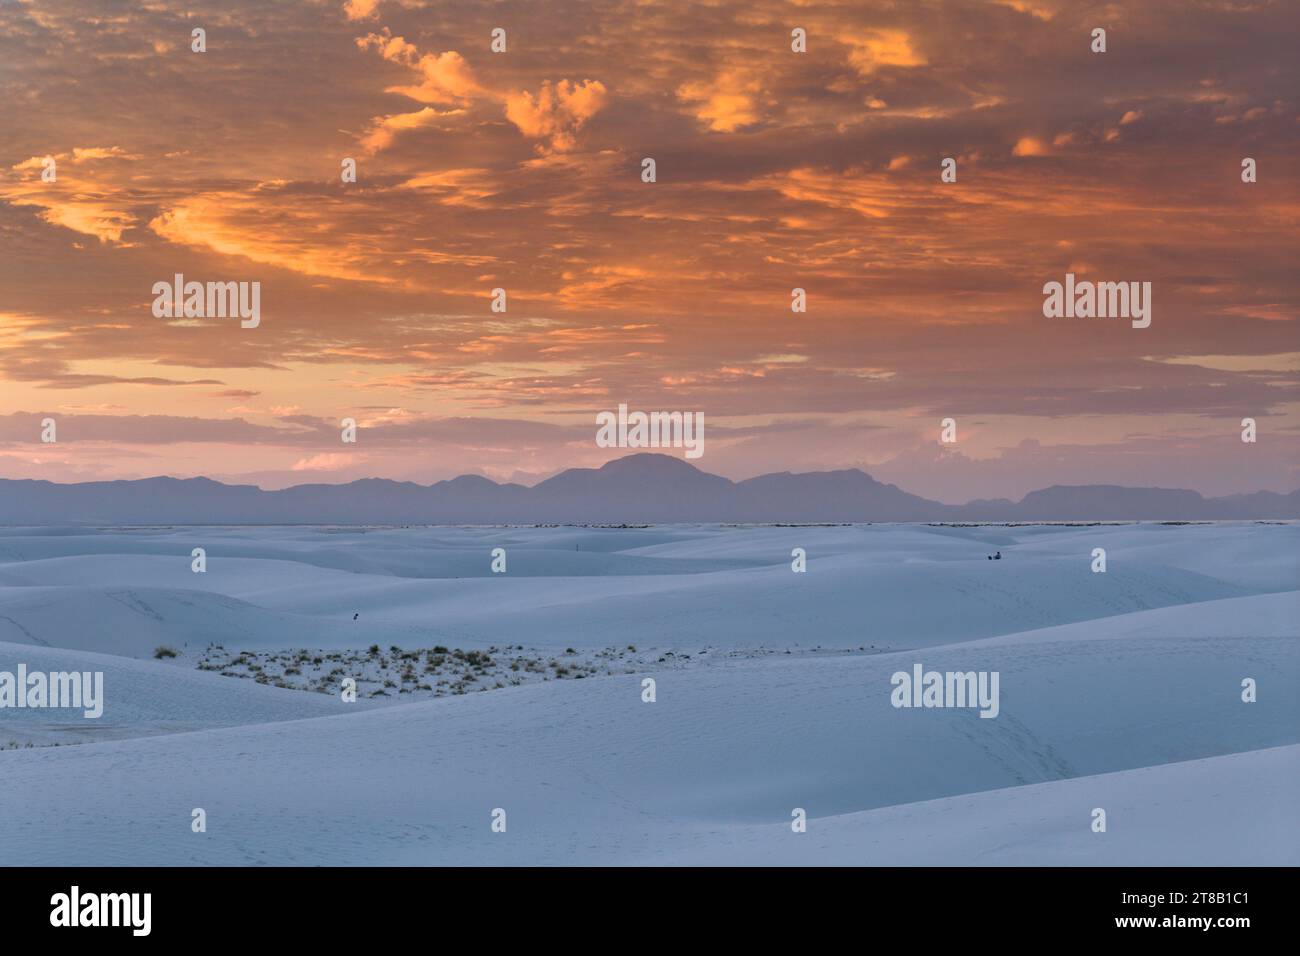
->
596, 452, 712, 476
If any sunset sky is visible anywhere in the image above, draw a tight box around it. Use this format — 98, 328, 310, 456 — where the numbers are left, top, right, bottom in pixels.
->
1, 0, 1296, 502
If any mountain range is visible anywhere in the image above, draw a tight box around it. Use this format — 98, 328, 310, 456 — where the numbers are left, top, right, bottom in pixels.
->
1, 454, 1296, 524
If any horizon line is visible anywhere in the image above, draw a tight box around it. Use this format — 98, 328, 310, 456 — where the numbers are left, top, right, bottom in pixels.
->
3, 451, 1296, 504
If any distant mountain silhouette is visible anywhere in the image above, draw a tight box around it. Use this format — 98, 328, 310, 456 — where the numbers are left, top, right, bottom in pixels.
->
1, 453, 1295, 524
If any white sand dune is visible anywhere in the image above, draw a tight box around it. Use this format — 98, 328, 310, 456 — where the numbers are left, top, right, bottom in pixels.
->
0, 522, 1294, 865
0, 640, 365, 746
0, 523, 1286, 654
0, 609, 1295, 864
658, 745, 1300, 866
0, 585, 429, 656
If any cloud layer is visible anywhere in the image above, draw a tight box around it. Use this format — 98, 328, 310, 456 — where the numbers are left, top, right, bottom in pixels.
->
0, 0, 1296, 494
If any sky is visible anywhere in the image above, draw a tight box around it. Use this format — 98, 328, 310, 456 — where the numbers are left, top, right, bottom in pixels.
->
0, 0, 1296, 502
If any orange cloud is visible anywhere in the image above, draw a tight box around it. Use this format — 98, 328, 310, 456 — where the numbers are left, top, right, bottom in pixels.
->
2, 148, 138, 243
504, 80, 609, 152
360, 105, 466, 153
677, 69, 762, 132
357, 30, 606, 152
71, 146, 133, 160
292, 452, 356, 471
845, 30, 926, 74
1012, 135, 1051, 156
343, 0, 381, 21
148, 194, 395, 284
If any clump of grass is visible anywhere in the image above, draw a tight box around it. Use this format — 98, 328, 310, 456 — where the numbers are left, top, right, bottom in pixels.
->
153, 646, 178, 659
